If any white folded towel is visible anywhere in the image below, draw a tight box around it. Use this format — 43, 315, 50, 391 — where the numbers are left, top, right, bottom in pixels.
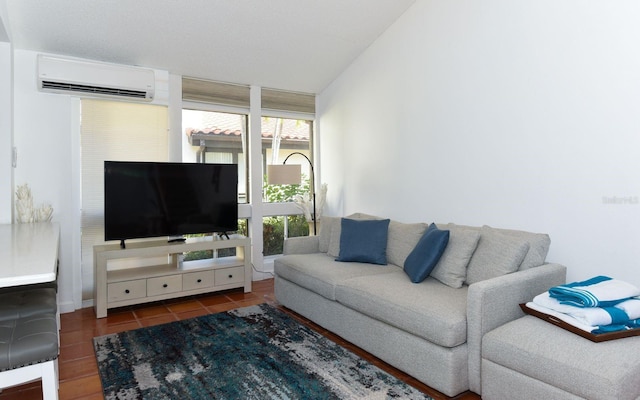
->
525, 302, 596, 333
548, 276, 640, 307
617, 297, 640, 317
533, 292, 640, 327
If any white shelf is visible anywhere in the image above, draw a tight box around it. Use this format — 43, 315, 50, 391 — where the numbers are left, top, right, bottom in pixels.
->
93, 235, 251, 318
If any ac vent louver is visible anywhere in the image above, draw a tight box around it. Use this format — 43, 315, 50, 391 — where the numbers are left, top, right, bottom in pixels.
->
41, 81, 148, 99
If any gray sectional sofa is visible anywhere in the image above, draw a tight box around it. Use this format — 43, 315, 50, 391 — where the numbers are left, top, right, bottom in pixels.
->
274, 213, 567, 397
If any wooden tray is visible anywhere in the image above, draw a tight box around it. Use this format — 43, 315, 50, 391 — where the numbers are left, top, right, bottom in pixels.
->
519, 303, 640, 342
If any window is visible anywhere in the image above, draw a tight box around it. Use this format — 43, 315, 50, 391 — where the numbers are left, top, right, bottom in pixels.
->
181, 109, 249, 261
182, 109, 248, 203
182, 78, 317, 262
262, 116, 314, 255
262, 117, 313, 201
80, 99, 168, 301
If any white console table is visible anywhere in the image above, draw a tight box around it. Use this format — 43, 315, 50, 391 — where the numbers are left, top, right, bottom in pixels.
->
93, 234, 251, 318
0, 222, 60, 288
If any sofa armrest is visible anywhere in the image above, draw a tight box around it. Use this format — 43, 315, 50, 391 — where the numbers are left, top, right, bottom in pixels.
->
283, 236, 320, 255
466, 262, 567, 394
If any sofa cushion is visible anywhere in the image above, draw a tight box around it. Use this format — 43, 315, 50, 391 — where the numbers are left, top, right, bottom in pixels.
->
327, 213, 367, 257
336, 218, 390, 265
484, 225, 551, 270
403, 224, 449, 283
327, 221, 341, 258
387, 220, 429, 267
465, 226, 530, 285
342, 214, 429, 267
318, 216, 339, 253
274, 253, 398, 300
327, 213, 427, 267
335, 271, 468, 348
430, 226, 481, 288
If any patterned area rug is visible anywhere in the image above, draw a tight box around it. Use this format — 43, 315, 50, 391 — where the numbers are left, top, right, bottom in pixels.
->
93, 303, 433, 399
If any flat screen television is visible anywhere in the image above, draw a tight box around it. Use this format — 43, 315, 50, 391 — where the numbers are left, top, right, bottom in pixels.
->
104, 161, 238, 246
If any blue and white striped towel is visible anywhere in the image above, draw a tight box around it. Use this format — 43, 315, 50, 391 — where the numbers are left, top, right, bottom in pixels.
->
548, 275, 640, 308
533, 292, 640, 327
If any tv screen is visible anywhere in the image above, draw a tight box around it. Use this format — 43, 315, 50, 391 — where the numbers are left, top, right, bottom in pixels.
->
104, 161, 238, 242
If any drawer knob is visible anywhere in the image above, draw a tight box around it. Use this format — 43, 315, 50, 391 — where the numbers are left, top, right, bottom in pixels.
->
197, 279, 202, 283
228, 274, 233, 279
125, 289, 130, 294
163, 283, 168, 288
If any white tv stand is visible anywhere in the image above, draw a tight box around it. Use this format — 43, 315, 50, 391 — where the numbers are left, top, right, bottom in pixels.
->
93, 234, 251, 318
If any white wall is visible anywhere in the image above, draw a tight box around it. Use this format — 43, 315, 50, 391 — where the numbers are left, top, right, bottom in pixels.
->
13, 49, 77, 310
318, 1, 640, 286
12, 50, 172, 312
0, 42, 12, 224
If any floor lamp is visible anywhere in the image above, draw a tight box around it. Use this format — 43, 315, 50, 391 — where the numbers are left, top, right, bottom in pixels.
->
267, 152, 317, 235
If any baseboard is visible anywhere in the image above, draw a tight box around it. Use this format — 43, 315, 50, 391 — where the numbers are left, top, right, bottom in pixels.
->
60, 300, 81, 314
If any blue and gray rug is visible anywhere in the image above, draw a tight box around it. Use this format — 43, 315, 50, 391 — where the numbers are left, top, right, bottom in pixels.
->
93, 303, 432, 399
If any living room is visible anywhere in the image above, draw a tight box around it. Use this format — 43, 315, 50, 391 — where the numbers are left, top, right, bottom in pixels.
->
2, 0, 638, 315
2, 1, 640, 397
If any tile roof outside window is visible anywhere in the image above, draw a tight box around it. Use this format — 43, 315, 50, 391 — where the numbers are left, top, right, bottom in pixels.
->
185, 113, 310, 141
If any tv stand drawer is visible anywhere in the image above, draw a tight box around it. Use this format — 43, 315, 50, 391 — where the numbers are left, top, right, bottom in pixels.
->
108, 280, 146, 302
183, 270, 215, 291
215, 266, 245, 286
147, 275, 182, 296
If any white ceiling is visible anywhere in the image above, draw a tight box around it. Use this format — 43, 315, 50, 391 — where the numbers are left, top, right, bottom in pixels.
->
0, 0, 415, 94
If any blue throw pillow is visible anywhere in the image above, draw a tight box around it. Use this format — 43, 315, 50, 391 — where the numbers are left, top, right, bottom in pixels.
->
336, 218, 390, 265
404, 223, 450, 283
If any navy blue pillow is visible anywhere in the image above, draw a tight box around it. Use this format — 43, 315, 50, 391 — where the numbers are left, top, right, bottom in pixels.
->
404, 223, 450, 283
336, 218, 390, 265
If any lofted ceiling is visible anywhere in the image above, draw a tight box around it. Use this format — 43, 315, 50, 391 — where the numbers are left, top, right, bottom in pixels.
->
0, 0, 415, 94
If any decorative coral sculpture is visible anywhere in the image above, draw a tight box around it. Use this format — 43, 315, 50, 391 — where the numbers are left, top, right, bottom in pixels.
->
15, 184, 53, 223
294, 183, 328, 222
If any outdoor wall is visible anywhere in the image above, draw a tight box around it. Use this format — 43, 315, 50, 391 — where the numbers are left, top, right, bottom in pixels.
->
318, 1, 640, 286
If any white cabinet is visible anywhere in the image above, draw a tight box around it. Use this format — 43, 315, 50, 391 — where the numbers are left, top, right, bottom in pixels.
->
94, 235, 251, 318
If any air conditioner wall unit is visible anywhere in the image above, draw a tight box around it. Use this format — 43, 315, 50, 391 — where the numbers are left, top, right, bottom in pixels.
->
37, 55, 155, 102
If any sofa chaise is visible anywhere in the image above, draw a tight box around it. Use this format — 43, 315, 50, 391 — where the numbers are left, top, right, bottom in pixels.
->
274, 213, 566, 397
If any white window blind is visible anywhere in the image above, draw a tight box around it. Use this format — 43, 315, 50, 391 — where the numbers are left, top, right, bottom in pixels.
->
80, 99, 168, 301
182, 77, 315, 115
261, 88, 315, 115
182, 77, 250, 108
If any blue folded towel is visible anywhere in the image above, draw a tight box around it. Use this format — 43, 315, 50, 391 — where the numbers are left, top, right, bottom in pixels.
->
592, 318, 640, 334
549, 275, 640, 308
